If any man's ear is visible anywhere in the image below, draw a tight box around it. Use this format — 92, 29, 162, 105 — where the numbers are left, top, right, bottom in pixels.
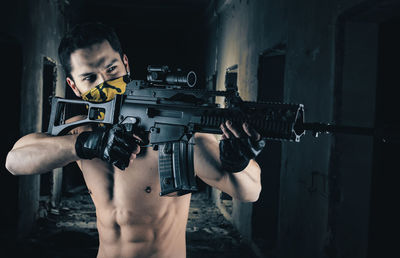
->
66, 77, 82, 97
122, 54, 130, 74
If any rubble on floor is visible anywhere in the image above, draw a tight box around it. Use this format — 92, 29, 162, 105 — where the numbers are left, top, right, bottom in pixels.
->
187, 193, 256, 258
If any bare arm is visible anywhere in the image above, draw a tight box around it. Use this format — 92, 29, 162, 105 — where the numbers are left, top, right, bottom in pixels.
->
5, 116, 91, 175
194, 132, 261, 202
5, 132, 79, 175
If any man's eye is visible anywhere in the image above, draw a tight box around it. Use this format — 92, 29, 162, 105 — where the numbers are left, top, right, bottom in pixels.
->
83, 75, 96, 82
107, 66, 117, 73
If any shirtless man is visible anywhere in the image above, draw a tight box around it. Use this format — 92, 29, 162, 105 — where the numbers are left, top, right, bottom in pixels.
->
5, 23, 263, 258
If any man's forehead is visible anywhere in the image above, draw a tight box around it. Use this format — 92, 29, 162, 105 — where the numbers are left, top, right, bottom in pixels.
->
70, 40, 120, 74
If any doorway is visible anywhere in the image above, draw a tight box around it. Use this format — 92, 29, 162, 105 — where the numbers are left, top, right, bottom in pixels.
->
252, 48, 285, 254
368, 17, 400, 258
0, 36, 22, 244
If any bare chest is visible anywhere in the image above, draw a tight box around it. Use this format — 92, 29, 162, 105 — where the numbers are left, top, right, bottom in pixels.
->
79, 147, 192, 218
84, 147, 160, 201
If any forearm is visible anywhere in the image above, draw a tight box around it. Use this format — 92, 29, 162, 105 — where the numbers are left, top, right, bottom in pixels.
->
194, 133, 262, 202
201, 159, 261, 202
221, 160, 261, 202
6, 133, 79, 175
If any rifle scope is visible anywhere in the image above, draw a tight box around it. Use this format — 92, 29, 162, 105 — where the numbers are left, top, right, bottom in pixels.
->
147, 65, 197, 87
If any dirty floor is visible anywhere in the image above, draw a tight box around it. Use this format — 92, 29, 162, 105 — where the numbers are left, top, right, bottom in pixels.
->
9, 191, 256, 258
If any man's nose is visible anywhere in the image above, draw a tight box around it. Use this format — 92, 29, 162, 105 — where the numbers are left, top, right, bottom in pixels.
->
99, 73, 112, 83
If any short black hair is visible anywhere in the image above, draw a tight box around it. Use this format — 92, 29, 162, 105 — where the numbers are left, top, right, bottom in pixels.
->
58, 22, 123, 79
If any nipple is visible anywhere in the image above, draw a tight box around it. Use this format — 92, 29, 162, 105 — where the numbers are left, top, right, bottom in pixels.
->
145, 186, 152, 193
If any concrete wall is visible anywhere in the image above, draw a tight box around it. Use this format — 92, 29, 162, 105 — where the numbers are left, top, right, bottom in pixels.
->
0, 0, 66, 238
204, 0, 385, 257
206, 0, 289, 243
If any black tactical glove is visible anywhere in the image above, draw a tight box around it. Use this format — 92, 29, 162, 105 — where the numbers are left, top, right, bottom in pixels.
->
75, 124, 139, 170
219, 137, 266, 173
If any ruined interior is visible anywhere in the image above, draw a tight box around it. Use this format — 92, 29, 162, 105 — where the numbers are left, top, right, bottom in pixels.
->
1, 0, 399, 257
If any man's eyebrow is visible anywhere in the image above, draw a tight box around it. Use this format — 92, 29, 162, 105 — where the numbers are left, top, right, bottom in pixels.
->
77, 59, 119, 77
105, 58, 118, 68
79, 72, 95, 78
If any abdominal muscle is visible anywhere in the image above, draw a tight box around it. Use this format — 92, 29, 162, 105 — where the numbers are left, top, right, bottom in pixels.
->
77, 147, 191, 258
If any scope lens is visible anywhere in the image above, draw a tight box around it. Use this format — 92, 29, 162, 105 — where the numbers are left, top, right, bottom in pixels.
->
187, 71, 197, 87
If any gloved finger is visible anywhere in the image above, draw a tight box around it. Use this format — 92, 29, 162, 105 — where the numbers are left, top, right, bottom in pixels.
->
116, 133, 140, 153
132, 145, 141, 155
114, 159, 129, 170
125, 137, 141, 155
113, 134, 133, 151
132, 133, 144, 144
219, 139, 250, 173
111, 145, 131, 162
238, 138, 257, 159
116, 142, 140, 158
115, 124, 144, 144
220, 122, 234, 139
242, 122, 261, 141
123, 131, 143, 146
225, 120, 244, 138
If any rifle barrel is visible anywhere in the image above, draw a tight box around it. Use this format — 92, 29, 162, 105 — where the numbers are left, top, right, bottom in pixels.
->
300, 123, 375, 136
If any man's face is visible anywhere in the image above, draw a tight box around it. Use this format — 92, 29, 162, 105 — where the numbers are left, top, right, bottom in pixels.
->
66, 40, 130, 97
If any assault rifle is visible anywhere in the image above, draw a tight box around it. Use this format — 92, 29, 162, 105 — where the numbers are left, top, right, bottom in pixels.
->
47, 65, 387, 196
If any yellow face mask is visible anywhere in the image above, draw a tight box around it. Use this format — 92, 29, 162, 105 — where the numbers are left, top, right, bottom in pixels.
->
81, 74, 131, 103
